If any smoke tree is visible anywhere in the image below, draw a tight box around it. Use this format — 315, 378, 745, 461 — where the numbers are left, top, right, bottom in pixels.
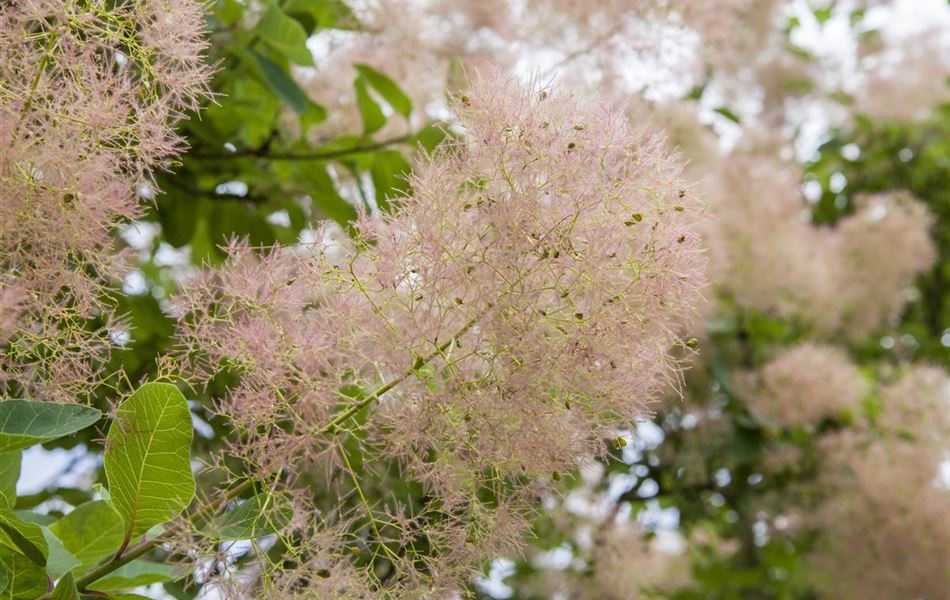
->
0, 0, 947, 599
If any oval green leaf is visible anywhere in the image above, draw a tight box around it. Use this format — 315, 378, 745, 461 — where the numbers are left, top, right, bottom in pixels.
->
48, 501, 123, 575
0, 401, 101, 452
104, 383, 195, 541
255, 6, 314, 66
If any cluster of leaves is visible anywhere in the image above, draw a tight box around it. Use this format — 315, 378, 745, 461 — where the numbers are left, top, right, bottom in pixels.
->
1, 383, 292, 598
2, 384, 191, 598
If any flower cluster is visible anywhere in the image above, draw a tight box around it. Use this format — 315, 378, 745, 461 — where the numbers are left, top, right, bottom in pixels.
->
703, 154, 935, 340
175, 72, 706, 594
878, 364, 950, 452
739, 343, 866, 428
0, 0, 211, 401
809, 432, 950, 599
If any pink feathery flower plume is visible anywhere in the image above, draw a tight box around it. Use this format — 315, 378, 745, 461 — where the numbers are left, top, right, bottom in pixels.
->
175, 71, 707, 594
0, 0, 212, 401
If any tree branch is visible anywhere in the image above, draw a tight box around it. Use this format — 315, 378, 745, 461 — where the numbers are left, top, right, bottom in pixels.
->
189, 134, 413, 161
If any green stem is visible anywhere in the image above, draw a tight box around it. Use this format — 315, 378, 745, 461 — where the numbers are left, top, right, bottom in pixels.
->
74, 478, 255, 591
318, 314, 479, 435
13, 34, 56, 141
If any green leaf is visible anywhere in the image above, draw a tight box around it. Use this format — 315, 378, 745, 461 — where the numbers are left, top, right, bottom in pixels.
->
0, 567, 5, 594
0, 400, 101, 452
248, 48, 311, 115
713, 106, 741, 125
0, 508, 47, 566
355, 77, 386, 135
300, 100, 329, 134
213, 492, 294, 539
284, 0, 361, 33
255, 6, 314, 65
104, 383, 195, 541
0, 546, 47, 600
41, 527, 79, 578
48, 501, 124, 575
12, 512, 53, 526
0, 452, 18, 509
412, 122, 450, 154
354, 65, 412, 118
87, 560, 176, 591
813, 6, 833, 24
217, 0, 244, 26
50, 572, 79, 600
370, 150, 411, 213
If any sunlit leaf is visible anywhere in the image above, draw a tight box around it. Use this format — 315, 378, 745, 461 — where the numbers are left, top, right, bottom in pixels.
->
104, 383, 195, 541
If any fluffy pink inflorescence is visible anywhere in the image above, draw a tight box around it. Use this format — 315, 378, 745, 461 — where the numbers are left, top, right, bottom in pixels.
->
175, 72, 707, 593
809, 433, 950, 600
0, 0, 212, 401
702, 152, 935, 341
740, 343, 866, 428
877, 365, 950, 452
819, 192, 936, 336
